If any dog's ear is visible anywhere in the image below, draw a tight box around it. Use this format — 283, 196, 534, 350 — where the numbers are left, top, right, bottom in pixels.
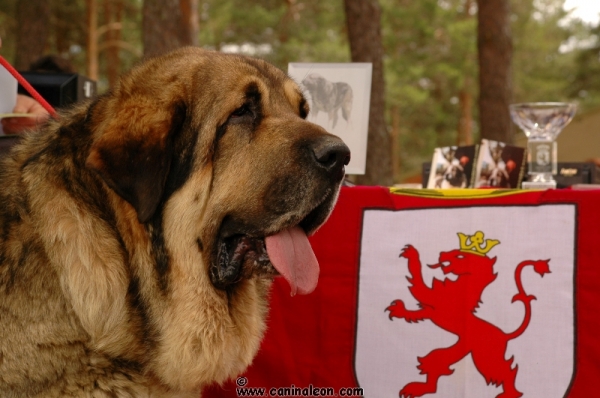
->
86, 97, 186, 223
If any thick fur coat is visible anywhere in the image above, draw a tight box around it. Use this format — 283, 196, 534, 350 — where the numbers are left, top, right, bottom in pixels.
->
0, 47, 349, 397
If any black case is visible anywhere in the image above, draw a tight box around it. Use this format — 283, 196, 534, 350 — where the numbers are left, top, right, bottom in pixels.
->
18, 72, 96, 108
554, 162, 600, 188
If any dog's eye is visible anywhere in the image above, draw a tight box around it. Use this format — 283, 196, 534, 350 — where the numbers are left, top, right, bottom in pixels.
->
230, 104, 252, 120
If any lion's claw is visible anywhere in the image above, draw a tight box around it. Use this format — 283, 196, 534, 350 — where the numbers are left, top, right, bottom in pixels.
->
386, 299, 406, 320
400, 382, 435, 398
400, 244, 418, 260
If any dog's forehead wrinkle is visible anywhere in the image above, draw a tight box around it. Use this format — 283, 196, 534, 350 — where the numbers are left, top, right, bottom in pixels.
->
244, 81, 262, 99
282, 79, 304, 104
237, 55, 286, 84
227, 59, 300, 112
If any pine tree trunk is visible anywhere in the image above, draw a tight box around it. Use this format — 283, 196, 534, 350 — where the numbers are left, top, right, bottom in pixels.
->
14, 0, 50, 70
390, 106, 401, 183
103, 0, 123, 87
54, 4, 73, 56
142, 0, 197, 58
457, 77, 473, 146
278, 0, 299, 44
180, 0, 199, 47
477, 0, 513, 143
458, 0, 474, 146
343, 0, 392, 186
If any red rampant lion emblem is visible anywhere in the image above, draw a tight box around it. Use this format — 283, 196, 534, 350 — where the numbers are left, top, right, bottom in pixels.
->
385, 231, 551, 398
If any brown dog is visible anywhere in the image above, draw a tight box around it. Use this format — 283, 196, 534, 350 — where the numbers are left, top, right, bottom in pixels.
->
0, 47, 349, 397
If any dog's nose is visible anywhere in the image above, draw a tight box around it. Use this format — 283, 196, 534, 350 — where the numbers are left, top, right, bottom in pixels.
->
311, 136, 351, 180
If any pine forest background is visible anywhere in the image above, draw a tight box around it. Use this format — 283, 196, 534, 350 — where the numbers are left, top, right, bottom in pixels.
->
0, 0, 599, 185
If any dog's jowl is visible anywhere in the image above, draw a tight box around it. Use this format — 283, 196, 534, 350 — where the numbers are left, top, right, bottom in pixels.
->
0, 47, 349, 397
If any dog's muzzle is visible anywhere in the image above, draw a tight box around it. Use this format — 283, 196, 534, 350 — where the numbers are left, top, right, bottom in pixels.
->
210, 133, 350, 295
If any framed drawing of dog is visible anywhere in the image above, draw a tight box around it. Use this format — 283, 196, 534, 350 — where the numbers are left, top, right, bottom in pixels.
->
288, 62, 371, 175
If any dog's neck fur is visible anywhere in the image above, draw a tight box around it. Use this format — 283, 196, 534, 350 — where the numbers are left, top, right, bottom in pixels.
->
0, 105, 269, 396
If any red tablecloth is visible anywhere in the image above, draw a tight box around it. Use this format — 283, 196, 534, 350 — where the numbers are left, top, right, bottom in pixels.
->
205, 187, 600, 398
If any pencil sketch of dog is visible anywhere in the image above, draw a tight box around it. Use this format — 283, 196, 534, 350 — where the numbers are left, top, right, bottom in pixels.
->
0, 47, 350, 397
301, 73, 353, 129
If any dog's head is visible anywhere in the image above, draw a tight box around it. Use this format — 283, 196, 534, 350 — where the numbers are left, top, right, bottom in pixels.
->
87, 47, 349, 295
83, 47, 349, 388
301, 73, 325, 92
301, 73, 331, 103
443, 163, 465, 187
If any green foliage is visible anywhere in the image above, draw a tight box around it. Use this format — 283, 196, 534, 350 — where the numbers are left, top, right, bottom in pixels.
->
570, 24, 600, 110
0, 0, 142, 91
0, 0, 18, 60
381, 0, 478, 181
1, 0, 598, 183
381, 0, 598, 182
97, 0, 143, 90
199, 0, 349, 68
512, 0, 577, 103
48, 0, 88, 74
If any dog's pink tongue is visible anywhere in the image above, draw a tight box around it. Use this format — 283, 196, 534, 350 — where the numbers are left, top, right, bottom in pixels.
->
265, 226, 319, 296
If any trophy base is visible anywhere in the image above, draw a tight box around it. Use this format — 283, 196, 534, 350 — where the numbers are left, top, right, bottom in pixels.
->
522, 180, 556, 190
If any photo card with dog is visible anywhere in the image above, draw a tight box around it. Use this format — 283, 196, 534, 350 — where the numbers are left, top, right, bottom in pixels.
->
473, 139, 526, 189
426, 145, 478, 189
288, 63, 372, 175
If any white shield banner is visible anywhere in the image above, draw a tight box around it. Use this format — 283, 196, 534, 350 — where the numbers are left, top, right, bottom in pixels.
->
355, 205, 575, 398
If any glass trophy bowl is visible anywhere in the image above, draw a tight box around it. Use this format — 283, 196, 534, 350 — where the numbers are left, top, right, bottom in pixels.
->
509, 102, 577, 189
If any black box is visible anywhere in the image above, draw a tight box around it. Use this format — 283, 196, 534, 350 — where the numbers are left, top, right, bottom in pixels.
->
18, 72, 96, 108
554, 162, 600, 188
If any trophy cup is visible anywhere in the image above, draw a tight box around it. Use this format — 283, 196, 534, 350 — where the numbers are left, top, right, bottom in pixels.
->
509, 102, 577, 189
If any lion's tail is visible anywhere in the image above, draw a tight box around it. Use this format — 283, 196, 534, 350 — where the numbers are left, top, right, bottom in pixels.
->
506, 259, 551, 340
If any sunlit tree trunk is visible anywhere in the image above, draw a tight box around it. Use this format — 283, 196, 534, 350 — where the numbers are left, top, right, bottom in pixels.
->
103, 0, 123, 87
14, 0, 50, 70
87, 0, 99, 80
477, 0, 513, 143
343, 0, 392, 186
457, 0, 474, 146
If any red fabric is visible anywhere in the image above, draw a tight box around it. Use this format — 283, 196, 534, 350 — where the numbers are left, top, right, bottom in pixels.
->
204, 187, 600, 397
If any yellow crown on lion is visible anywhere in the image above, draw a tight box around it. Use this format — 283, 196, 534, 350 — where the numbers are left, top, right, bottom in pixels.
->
457, 231, 499, 256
